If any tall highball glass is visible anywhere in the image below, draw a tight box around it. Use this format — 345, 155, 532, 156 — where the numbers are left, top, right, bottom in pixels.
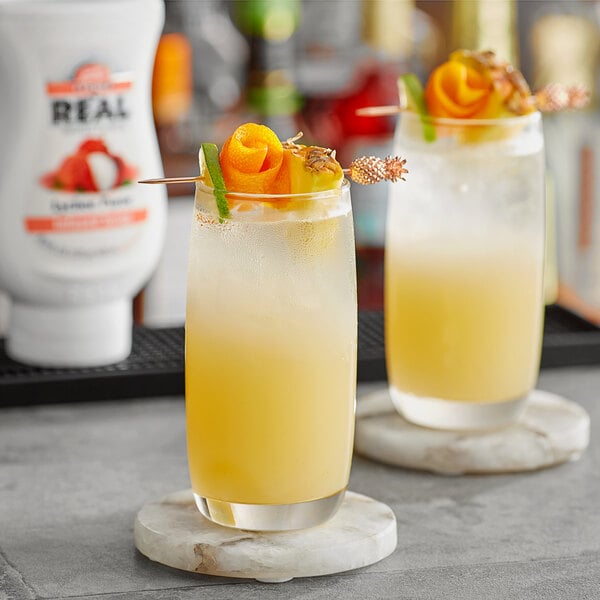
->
385, 112, 545, 430
186, 181, 357, 531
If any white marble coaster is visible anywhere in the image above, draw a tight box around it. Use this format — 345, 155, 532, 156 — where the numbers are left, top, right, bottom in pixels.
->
134, 490, 397, 583
355, 389, 590, 475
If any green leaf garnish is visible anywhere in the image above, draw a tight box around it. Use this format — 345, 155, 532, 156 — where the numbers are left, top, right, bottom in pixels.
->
399, 73, 436, 143
200, 142, 230, 221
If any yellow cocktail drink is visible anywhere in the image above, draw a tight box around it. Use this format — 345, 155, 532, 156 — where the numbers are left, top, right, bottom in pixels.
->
386, 110, 546, 430
186, 182, 356, 528
385, 239, 543, 403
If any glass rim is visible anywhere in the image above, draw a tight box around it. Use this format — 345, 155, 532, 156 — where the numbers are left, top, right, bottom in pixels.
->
401, 110, 542, 128
195, 178, 350, 201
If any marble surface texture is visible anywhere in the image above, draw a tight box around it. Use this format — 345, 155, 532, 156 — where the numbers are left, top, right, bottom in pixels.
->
134, 490, 397, 582
355, 389, 590, 475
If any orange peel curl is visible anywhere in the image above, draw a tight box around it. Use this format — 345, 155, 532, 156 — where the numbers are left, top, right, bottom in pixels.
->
219, 123, 284, 193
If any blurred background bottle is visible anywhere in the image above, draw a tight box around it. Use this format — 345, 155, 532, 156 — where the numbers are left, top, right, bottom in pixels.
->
347, 0, 417, 309
231, 0, 302, 141
524, 0, 600, 313
346, 0, 415, 253
451, 0, 519, 64
152, 29, 194, 195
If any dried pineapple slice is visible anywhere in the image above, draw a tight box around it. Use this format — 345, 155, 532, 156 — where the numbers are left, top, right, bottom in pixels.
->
449, 50, 536, 116
273, 137, 344, 195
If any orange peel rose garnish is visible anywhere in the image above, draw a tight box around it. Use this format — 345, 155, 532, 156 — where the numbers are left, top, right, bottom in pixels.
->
424, 50, 540, 120
219, 123, 284, 193
426, 61, 490, 118
425, 60, 496, 119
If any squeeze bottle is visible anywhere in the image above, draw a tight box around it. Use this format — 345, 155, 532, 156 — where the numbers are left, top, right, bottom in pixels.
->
0, 0, 167, 367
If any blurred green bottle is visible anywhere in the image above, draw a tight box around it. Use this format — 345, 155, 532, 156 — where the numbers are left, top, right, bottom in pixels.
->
232, 0, 302, 140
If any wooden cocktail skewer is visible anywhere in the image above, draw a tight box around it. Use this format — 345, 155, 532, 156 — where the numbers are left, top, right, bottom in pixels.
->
354, 106, 405, 117
139, 175, 203, 185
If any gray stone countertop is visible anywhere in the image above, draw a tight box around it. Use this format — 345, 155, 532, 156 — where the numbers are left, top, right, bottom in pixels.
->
1, 368, 599, 600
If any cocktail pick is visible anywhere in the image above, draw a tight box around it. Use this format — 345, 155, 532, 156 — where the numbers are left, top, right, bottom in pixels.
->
139, 175, 203, 184
532, 83, 590, 112
347, 156, 408, 184
139, 156, 408, 186
355, 83, 590, 118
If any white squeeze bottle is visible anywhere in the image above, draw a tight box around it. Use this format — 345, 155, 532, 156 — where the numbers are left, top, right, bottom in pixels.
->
0, 0, 167, 367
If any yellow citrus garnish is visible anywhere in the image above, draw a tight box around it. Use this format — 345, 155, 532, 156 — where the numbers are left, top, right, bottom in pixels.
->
273, 136, 343, 195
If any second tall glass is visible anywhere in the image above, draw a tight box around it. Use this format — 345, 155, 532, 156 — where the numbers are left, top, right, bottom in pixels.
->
186, 181, 357, 531
385, 112, 545, 430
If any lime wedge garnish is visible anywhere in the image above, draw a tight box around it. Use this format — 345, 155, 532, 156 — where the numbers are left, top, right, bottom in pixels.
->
398, 73, 436, 143
199, 143, 230, 220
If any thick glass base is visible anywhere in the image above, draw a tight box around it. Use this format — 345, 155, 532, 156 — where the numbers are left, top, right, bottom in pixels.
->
390, 387, 528, 431
193, 489, 346, 532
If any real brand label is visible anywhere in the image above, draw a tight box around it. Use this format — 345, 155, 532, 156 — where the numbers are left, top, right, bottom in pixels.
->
26, 62, 148, 259
47, 63, 132, 126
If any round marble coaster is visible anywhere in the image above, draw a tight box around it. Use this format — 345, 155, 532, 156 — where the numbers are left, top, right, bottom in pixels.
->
134, 490, 397, 583
355, 389, 590, 475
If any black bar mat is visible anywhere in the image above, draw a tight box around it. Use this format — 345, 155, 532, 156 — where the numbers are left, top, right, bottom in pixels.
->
0, 328, 184, 407
1, 305, 599, 406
